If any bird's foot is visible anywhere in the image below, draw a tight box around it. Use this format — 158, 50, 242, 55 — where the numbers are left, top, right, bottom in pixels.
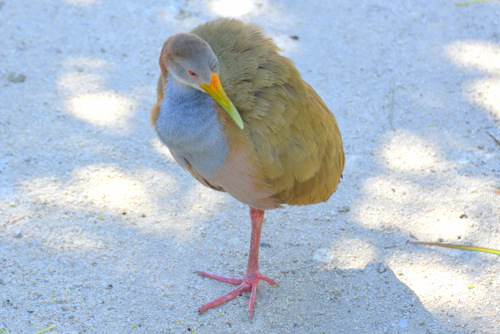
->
197, 270, 277, 317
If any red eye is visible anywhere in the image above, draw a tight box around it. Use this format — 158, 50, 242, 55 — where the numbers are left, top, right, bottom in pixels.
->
188, 70, 198, 77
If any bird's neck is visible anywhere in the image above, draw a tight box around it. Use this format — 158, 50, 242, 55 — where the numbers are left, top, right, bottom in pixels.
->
155, 75, 229, 178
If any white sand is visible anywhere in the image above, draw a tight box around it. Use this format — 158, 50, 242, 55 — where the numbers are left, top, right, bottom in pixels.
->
1, 0, 499, 333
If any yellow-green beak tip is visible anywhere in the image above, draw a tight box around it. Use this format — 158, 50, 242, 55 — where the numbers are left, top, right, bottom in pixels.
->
200, 72, 244, 130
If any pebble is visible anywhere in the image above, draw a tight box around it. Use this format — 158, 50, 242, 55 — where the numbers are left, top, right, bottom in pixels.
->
338, 206, 350, 213
313, 248, 331, 262
377, 263, 387, 273
13, 227, 23, 238
6, 72, 26, 83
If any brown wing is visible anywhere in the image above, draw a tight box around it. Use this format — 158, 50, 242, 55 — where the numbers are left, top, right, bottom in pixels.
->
183, 158, 224, 192
150, 75, 163, 126
151, 38, 175, 126
255, 83, 344, 205
193, 19, 345, 206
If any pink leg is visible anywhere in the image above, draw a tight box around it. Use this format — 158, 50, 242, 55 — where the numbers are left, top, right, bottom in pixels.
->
198, 207, 277, 317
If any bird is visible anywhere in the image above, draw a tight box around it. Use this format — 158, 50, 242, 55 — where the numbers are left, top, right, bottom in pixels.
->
151, 18, 344, 317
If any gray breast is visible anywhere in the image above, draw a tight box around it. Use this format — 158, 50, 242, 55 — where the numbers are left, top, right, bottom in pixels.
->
155, 77, 229, 178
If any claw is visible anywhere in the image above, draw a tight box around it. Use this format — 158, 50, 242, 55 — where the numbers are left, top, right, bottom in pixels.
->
198, 271, 277, 316
197, 271, 244, 285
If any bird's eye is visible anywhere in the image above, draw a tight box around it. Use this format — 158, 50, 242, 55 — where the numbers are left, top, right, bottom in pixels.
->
188, 70, 198, 77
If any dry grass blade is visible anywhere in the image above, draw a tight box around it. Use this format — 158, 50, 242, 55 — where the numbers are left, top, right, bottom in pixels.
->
33, 325, 58, 334
486, 132, 500, 147
411, 241, 500, 255
456, 0, 490, 6
0, 325, 59, 334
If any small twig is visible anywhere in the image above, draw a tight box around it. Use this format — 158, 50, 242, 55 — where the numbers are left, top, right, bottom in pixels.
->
486, 131, 500, 147
455, 0, 490, 6
388, 82, 396, 131
7, 216, 27, 226
411, 241, 500, 255
0, 329, 9, 334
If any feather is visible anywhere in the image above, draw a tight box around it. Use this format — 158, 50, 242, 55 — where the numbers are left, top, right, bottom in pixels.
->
191, 18, 345, 206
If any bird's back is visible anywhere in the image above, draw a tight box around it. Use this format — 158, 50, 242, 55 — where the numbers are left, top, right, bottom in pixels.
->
191, 19, 345, 208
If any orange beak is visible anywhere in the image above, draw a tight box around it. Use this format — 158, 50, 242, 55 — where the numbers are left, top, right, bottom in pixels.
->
200, 72, 244, 130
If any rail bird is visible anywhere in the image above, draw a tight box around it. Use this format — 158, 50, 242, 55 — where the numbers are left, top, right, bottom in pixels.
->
151, 18, 345, 317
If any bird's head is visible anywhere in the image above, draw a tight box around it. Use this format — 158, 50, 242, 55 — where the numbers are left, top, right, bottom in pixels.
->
160, 33, 244, 129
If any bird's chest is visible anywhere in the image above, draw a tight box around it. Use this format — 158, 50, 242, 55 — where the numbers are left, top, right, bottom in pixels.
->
155, 81, 229, 178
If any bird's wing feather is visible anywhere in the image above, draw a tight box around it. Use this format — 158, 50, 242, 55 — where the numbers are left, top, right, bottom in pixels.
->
150, 75, 163, 125
192, 19, 345, 206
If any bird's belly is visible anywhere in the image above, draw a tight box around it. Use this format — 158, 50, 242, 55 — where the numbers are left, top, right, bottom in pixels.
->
206, 144, 281, 210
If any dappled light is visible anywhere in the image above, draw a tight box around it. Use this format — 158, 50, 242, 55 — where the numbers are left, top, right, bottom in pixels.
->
68, 93, 135, 130
356, 125, 496, 241
446, 40, 500, 119
1, 0, 498, 332
208, 0, 260, 17
357, 175, 421, 229
57, 57, 136, 133
416, 207, 475, 239
356, 170, 494, 239
349, 33, 500, 329
446, 41, 500, 74
388, 251, 488, 317
22, 164, 168, 217
380, 131, 449, 174
315, 237, 376, 270
24, 165, 158, 215
467, 78, 500, 119
20, 161, 226, 240
76, 165, 149, 211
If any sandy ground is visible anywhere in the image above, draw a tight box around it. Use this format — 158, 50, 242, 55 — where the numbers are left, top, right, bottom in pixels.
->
1, 0, 499, 333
